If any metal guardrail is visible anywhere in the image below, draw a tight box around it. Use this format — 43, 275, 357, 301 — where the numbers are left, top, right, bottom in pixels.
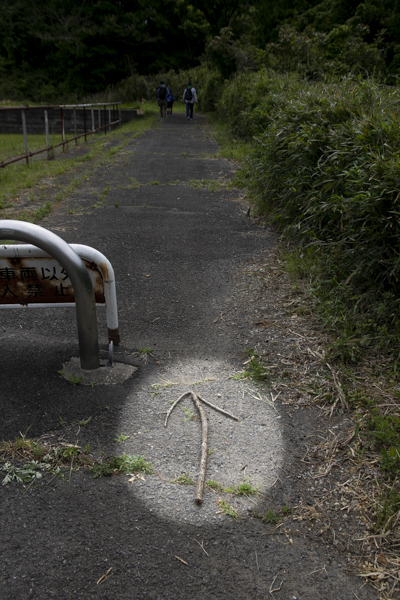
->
0, 102, 122, 168
0, 243, 121, 346
0, 220, 100, 370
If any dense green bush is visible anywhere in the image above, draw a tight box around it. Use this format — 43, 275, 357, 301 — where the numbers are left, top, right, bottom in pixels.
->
220, 70, 400, 355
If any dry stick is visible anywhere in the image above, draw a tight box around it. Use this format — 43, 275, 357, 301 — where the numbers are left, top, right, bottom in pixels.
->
191, 392, 208, 505
164, 391, 191, 427
197, 394, 239, 421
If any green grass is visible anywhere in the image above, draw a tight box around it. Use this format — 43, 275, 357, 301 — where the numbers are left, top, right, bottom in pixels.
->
139, 346, 153, 355
207, 113, 250, 164
114, 434, 130, 443
261, 510, 279, 524
0, 112, 157, 224
217, 498, 238, 519
173, 472, 195, 485
182, 406, 196, 422
91, 454, 153, 478
234, 478, 261, 496
0, 133, 60, 162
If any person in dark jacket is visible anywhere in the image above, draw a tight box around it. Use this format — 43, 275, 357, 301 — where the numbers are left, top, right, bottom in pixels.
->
167, 90, 175, 116
182, 82, 197, 120
157, 81, 169, 121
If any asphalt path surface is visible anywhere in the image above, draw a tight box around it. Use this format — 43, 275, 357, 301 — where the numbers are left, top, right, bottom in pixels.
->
0, 114, 377, 599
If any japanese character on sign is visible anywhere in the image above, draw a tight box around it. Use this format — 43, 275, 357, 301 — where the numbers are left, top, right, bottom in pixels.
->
41, 267, 59, 281
0, 268, 16, 281
54, 284, 71, 297
20, 267, 38, 280
26, 284, 44, 297
1, 285, 17, 298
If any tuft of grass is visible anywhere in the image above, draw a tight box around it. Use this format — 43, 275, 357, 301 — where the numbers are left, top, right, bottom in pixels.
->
234, 478, 261, 496
237, 348, 270, 382
173, 472, 194, 485
91, 454, 153, 478
114, 434, 130, 443
217, 499, 238, 519
66, 372, 83, 386
261, 509, 279, 524
182, 406, 196, 422
76, 417, 92, 427
207, 479, 223, 492
139, 346, 153, 355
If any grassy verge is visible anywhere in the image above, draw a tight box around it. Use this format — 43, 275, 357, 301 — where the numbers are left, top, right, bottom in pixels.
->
0, 111, 157, 224
209, 98, 400, 596
0, 133, 61, 163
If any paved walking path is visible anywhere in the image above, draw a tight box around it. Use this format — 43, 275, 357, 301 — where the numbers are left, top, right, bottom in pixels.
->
0, 114, 376, 599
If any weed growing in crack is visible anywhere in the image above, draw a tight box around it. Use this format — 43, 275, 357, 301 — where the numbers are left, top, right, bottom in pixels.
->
207, 480, 223, 491
75, 417, 91, 427
182, 406, 196, 422
139, 347, 153, 355
217, 499, 238, 519
66, 373, 83, 385
234, 478, 261, 496
114, 434, 130, 443
91, 454, 153, 478
173, 472, 194, 485
261, 510, 279, 524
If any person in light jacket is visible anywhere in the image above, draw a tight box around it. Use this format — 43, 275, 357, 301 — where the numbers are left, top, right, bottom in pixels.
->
182, 82, 197, 120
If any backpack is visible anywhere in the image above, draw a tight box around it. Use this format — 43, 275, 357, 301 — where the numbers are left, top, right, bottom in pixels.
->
158, 86, 167, 100
167, 93, 174, 103
184, 87, 193, 101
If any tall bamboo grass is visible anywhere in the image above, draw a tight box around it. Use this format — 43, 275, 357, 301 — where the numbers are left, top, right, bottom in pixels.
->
220, 71, 400, 357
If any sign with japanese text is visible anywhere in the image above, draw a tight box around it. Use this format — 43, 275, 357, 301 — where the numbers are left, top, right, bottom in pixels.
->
0, 256, 105, 305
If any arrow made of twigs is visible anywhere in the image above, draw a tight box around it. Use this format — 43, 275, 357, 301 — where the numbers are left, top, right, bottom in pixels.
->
164, 391, 239, 504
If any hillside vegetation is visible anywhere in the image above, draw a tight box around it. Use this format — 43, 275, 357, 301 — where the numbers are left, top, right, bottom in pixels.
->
218, 71, 400, 359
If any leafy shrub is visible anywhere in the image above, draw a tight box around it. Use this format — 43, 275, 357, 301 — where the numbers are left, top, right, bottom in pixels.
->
221, 70, 400, 354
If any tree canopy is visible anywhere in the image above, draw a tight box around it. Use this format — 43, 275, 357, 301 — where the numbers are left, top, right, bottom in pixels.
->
1, 0, 400, 100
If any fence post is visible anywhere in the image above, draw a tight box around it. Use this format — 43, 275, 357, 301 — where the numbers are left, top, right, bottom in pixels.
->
91, 106, 95, 138
119, 105, 122, 128
98, 105, 101, 133
73, 107, 77, 145
104, 105, 107, 134
44, 109, 51, 160
21, 110, 29, 165
83, 106, 87, 142
61, 107, 65, 152
108, 106, 112, 132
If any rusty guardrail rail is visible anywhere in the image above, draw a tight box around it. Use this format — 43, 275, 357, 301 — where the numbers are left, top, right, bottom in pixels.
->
0, 102, 122, 168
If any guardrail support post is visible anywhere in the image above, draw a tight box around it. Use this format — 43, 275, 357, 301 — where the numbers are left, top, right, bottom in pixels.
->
21, 110, 29, 165
83, 107, 87, 142
73, 108, 77, 145
61, 108, 65, 152
44, 110, 51, 160
91, 106, 95, 138
0, 221, 100, 370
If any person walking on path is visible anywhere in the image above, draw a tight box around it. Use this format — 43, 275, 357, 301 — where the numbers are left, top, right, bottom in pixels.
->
183, 82, 197, 120
157, 81, 169, 121
167, 90, 175, 116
